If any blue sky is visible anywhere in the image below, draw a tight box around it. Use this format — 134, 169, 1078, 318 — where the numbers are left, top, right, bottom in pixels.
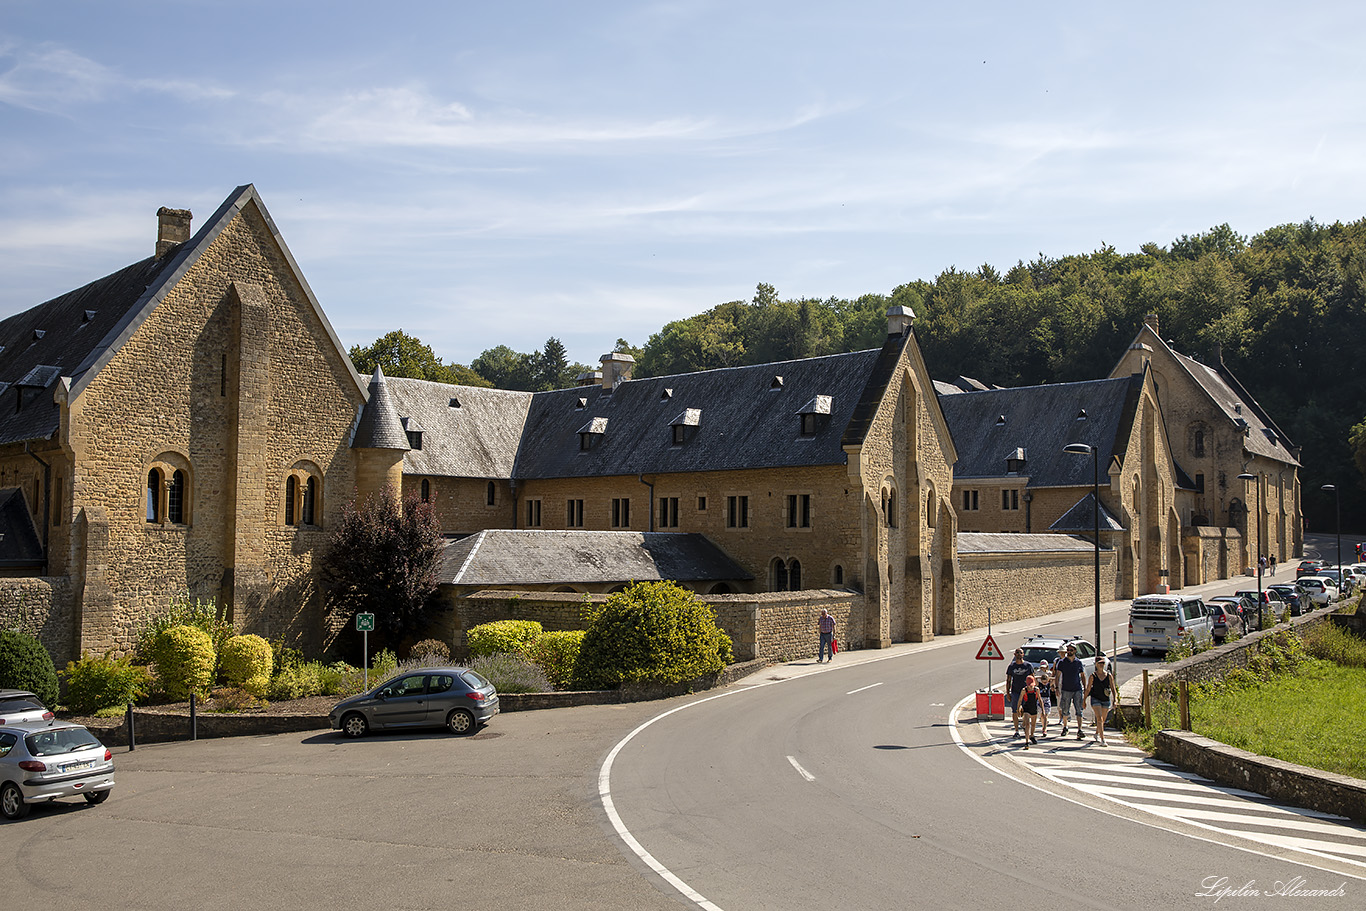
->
2, 1, 1364, 370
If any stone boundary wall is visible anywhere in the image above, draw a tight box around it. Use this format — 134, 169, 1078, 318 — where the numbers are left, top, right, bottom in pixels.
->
0, 577, 77, 665
1116, 606, 1366, 822
438, 588, 860, 663
1155, 730, 1366, 824
957, 549, 1118, 630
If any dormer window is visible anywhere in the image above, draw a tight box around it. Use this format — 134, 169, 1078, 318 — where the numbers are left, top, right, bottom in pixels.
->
578, 416, 608, 451
770, 376, 784, 390
660, 388, 673, 401
797, 395, 831, 436
670, 408, 700, 446
449, 397, 461, 409
1005, 447, 1027, 474
575, 397, 587, 410
401, 416, 423, 451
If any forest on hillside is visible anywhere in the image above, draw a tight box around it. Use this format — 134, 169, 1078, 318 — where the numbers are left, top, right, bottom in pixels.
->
352, 218, 1366, 533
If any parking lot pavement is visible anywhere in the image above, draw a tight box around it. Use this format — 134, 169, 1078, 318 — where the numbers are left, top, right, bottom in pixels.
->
5, 701, 686, 911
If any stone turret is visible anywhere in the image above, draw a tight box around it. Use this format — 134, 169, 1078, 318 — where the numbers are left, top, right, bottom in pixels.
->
351, 366, 410, 504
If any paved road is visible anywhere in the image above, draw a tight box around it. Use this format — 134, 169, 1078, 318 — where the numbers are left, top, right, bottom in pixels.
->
6, 532, 1361, 909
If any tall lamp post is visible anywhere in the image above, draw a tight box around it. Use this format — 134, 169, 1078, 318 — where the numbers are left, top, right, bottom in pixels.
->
1322, 484, 1341, 578
1064, 442, 1102, 652
1237, 472, 1263, 629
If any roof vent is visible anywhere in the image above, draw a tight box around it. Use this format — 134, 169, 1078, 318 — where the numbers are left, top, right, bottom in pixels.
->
575, 397, 587, 410
32, 329, 45, 341
449, 397, 461, 408
995, 414, 1006, 426
660, 388, 673, 401
1234, 403, 1242, 415
770, 376, 784, 390
83, 310, 97, 323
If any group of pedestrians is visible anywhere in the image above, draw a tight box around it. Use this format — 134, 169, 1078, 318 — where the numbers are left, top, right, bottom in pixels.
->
1006, 644, 1117, 748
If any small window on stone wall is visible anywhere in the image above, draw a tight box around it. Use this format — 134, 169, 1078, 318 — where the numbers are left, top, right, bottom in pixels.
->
146, 470, 162, 523
146, 454, 193, 526
283, 462, 323, 528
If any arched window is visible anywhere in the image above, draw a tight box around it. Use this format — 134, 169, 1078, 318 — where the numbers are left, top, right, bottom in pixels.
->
774, 559, 789, 591
168, 470, 185, 524
303, 476, 318, 525
146, 469, 162, 523
285, 475, 297, 525
789, 559, 802, 590
420, 478, 431, 503
833, 564, 844, 586
487, 481, 497, 506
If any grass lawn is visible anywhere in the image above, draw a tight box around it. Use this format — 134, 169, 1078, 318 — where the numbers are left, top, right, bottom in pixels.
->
1179, 659, 1366, 779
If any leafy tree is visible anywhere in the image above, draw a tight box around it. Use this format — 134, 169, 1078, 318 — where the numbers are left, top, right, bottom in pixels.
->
322, 488, 444, 643
534, 337, 572, 390
471, 344, 538, 390
350, 330, 491, 387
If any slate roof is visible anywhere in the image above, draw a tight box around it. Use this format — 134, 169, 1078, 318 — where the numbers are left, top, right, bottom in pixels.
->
389, 340, 905, 480
1049, 492, 1126, 533
438, 529, 753, 585
384, 378, 532, 478
0, 185, 366, 448
957, 532, 1107, 555
351, 367, 410, 451
936, 375, 1143, 486
0, 488, 45, 567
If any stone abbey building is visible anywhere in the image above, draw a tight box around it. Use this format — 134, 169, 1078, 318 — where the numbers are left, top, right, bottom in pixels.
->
0, 186, 1300, 664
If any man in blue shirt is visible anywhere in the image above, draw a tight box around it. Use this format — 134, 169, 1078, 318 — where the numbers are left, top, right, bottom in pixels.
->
1055, 644, 1087, 740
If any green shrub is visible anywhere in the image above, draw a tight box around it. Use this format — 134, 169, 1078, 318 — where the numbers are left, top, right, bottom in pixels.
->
267, 663, 324, 700
219, 634, 274, 696
1304, 622, 1366, 668
466, 620, 543, 658
466, 652, 552, 694
0, 630, 59, 706
136, 595, 232, 669
152, 625, 217, 700
209, 686, 267, 713
334, 649, 398, 695
410, 638, 451, 664
528, 630, 586, 690
271, 638, 305, 674
62, 651, 150, 714
572, 581, 733, 689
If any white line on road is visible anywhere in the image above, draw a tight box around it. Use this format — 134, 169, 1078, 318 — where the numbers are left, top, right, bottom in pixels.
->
846, 682, 883, 695
787, 755, 816, 781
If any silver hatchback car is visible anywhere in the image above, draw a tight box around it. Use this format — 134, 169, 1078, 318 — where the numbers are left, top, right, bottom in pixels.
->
329, 667, 499, 738
1, 720, 115, 819
0, 689, 54, 726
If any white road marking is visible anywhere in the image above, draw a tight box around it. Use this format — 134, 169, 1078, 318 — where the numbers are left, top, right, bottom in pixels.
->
846, 682, 884, 695
787, 755, 816, 781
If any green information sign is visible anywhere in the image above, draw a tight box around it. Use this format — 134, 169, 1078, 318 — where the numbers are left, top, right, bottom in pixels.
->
356, 612, 375, 632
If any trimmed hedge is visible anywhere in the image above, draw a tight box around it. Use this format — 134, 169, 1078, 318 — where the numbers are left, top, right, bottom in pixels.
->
573, 581, 733, 689
528, 630, 586, 690
152, 625, 217, 700
466, 620, 543, 658
219, 634, 274, 697
0, 630, 59, 706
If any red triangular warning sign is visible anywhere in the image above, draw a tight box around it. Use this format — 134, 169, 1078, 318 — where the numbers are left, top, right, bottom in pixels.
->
976, 634, 1004, 660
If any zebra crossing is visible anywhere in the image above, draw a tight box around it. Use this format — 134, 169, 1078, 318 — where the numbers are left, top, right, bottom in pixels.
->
977, 716, 1366, 869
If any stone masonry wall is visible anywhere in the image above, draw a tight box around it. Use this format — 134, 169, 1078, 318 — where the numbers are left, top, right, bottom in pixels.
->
956, 549, 1118, 629
67, 200, 364, 656
0, 577, 76, 665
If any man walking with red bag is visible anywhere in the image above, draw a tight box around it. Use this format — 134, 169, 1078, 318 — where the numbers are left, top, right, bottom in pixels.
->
817, 609, 836, 663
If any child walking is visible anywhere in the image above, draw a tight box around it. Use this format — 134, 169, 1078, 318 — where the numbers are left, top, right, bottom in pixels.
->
1020, 675, 1042, 748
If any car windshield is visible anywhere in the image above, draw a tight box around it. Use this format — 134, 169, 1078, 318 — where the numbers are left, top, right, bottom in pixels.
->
26, 727, 100, 756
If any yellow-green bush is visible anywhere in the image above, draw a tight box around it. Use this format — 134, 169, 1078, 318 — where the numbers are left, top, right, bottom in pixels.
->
62, 651, 150, 714
268, 663, 325, 700
573, 581, 732, 689
152, 625, 217, 700
466, 620, 543, 658
528, 630, 586, 690
219, 634, 274, 696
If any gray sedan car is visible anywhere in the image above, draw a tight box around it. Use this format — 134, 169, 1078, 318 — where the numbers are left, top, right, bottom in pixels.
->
329, 667, 499, 738
1, 720, 115, 819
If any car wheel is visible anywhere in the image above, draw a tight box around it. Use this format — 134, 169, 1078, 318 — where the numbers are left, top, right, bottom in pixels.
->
446, 708, 477, 735
1, 782, 30, 820
84, 790, 110, 806
341, 712, 369, 738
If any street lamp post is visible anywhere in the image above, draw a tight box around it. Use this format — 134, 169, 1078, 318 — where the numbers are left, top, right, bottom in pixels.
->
1064, 442, 1102, 652
1322, 484, 1341, 579
1239, 472, 1264, 630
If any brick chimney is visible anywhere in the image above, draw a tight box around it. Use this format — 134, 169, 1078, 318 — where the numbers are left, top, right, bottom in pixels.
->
156, 207, 192, 258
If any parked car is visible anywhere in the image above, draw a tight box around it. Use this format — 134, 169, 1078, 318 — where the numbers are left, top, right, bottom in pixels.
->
0, 690, 54, 726
1296, 576, 1338, 607
0, 720, 115, 819
1296, 560, 1325, 578
329, 667, 500, 738
1128, 594, 1214, 656
1207, 595, 1254, 636
1335, 567, 1362, 595
1206, 602, 1238, 643
1235, 589, 1285, 626
1019, 635, 1100, 673
1315, 569, 1352, 596
1268, 583, 1309, 616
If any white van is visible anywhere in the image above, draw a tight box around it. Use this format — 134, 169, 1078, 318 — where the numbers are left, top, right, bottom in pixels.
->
1128, 594, 1213, 656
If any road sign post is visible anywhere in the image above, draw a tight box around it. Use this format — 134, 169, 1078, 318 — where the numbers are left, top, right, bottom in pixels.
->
356, 613, 376, 690
975, 631, 1005, 719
